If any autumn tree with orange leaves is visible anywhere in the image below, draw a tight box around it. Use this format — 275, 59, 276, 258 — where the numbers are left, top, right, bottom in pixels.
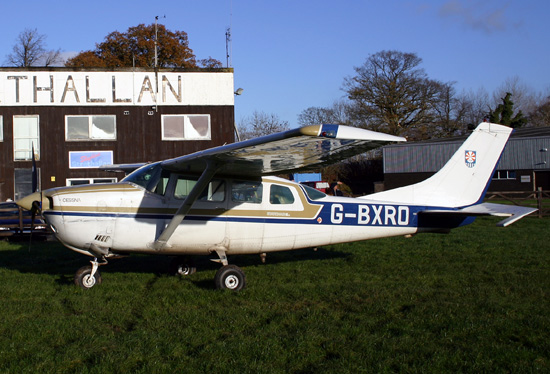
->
65, 23, 221, 69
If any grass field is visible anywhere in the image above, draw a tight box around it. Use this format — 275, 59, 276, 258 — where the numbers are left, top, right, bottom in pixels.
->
0, 216, 548, 373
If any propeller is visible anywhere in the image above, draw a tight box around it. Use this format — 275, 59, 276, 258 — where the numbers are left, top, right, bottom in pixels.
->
28, 143, 41, 250
31, 143, 38, 194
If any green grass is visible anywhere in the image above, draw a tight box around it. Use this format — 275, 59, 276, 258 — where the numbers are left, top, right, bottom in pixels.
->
0, 217, 549, 373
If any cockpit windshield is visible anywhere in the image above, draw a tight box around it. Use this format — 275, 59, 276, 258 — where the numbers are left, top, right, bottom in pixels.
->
122, 162, 163, 192
301, 184, 327, 200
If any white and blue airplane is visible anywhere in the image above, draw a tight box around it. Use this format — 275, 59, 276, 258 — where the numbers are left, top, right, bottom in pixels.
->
17, 122, 536, 291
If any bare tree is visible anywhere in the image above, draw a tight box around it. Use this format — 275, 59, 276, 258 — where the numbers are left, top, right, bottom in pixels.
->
41, 49, 63, 67
430, 82, 462, 137
528, 93, 550, 127
298, 100, 352, 127
456, 88, 491, 128
343, 50, 442, 140
5, 28, 63, 67
238, 111, 290, 140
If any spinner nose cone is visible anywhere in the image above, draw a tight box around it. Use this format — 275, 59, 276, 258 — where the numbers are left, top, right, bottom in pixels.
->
16, 192, 42, 211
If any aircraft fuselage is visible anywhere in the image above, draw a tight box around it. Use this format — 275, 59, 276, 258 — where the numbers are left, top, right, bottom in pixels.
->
38, 175, 462, 258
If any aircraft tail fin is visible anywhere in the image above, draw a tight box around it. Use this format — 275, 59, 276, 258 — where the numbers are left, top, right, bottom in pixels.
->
368, 122, 513, 208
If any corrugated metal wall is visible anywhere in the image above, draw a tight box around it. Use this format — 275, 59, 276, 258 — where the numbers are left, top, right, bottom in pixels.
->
497, 138, 550, 170
384, 137, 550, 173
383, 141, 461, 173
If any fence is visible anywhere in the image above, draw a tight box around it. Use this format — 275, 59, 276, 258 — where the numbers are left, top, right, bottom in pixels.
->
485, 188, 549, 218
0, 204, 47, 238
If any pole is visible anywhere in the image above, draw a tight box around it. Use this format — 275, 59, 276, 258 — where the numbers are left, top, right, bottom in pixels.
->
537, 187, 543, 218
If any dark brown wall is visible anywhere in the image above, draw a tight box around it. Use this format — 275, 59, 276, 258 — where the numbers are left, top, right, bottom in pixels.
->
0, 105, 234, 199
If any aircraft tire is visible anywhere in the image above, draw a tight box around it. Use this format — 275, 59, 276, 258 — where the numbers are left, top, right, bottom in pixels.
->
214, 265, 246, 291
74, 266, 102, 289
169, 256, 197, 276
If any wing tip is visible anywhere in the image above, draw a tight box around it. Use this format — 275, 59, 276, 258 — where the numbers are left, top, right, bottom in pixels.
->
298, 125, 322, 137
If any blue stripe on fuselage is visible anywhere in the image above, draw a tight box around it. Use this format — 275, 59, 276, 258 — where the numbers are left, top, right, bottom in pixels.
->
43, 200, 473, 229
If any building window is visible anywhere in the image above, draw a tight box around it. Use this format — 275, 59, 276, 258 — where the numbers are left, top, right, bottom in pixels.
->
161, 114, 211, 140
67, 178, 117, 186
492, 170, 517, 180
66, 115, 116, 140
0, 115, 3, 142
13, 115, 39, 160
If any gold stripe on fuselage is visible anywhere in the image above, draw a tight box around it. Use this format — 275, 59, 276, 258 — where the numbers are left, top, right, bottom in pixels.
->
48, 179, 324, 220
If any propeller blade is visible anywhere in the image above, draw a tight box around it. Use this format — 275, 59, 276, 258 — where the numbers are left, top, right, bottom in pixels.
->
28, 198, 42, 252
31, 143, 38, 193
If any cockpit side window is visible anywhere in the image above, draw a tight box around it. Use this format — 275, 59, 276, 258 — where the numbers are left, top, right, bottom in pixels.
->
174, 176, 197, 200
173, 176, 225, 201
270, 184, 295, 205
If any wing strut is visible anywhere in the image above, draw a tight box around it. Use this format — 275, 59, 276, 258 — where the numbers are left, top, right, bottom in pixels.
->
152, 161, 219, 250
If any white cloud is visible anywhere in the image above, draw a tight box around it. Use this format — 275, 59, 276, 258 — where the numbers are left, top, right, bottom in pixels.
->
438, 0, 521, 34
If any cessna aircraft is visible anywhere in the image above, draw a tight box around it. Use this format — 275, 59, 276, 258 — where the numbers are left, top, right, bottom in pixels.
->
17, 122, 536, 291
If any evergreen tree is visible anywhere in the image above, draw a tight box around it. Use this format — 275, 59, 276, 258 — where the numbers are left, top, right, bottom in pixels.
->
489, 92, 527, 128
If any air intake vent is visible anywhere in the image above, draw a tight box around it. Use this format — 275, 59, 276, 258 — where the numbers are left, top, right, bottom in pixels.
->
94, 235, 111, 243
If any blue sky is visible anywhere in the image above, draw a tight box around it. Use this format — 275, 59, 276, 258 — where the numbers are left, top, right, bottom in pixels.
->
1, 0, 549, 126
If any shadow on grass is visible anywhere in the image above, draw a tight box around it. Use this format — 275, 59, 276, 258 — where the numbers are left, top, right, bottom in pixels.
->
0, 238, 349, 286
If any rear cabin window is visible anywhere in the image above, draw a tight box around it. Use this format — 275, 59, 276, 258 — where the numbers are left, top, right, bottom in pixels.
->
232, 181, 263, 203
270, 185, 295, 205
199, 179, 225, 201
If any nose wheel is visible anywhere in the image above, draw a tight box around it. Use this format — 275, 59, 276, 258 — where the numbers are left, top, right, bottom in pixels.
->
74, 258, 106, 289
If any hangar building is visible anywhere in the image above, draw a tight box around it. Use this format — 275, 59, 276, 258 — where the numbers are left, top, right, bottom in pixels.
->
383, 126, 550, 192
0, 67, 235, 200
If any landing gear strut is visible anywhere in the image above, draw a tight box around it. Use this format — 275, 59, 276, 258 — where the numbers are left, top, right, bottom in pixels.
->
212, 249, 246, 291
74, 257, 107, 289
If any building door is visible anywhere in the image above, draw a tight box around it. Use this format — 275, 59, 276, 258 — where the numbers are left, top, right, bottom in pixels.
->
14, 169, 37, 200
535, 171, 550, 190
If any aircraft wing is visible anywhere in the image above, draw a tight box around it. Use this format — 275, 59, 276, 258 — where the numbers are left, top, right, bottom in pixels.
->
100, 163, 147, 173
161, 124, 406, 177
420, 203, 538, 227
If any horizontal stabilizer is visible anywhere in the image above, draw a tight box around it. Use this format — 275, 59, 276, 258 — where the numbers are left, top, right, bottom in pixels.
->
420, 203, 537, 227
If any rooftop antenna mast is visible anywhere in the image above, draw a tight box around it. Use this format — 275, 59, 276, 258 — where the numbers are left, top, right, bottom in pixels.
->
225, 27, 232, 68
154, 15, 166, 68
225, 0, 233, 68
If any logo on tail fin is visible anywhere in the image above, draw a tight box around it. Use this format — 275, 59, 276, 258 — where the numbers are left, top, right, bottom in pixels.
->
465, 150, 476, 168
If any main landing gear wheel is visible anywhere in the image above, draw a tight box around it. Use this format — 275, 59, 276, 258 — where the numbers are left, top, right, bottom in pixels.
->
169, 256, 196, 276
74, 265, 102, 289
214, 265, 246, 291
